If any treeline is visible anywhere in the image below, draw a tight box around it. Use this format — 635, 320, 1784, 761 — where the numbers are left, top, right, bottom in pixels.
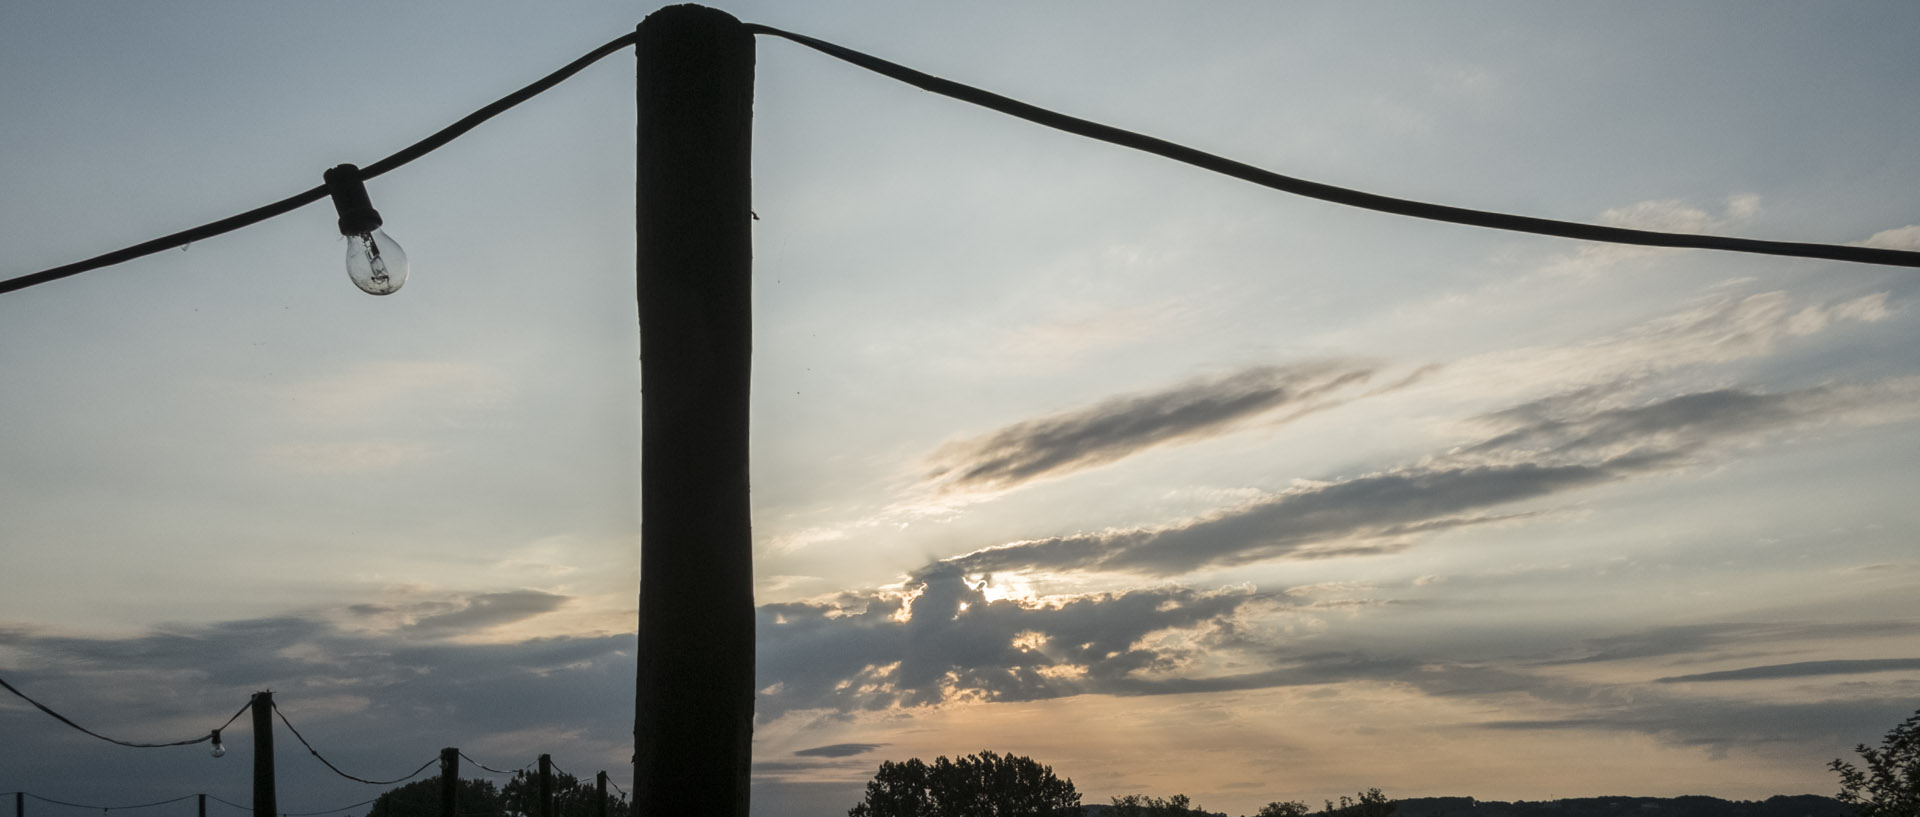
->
1390, 795, 1849, 817
365, 770, 629, 817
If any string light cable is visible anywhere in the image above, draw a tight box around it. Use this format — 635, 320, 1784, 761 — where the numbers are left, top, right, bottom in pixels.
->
0, 672, 249, 750
269, 699, 438, 786
9, 791, 390, 816
13, 793, 198, 812
458, 750, 537, 776
0, 29, 638, 296
282, 798, 379, 817
744, 23, 1920, 269
2, 22, 1916, 299
206, 795, 253, 812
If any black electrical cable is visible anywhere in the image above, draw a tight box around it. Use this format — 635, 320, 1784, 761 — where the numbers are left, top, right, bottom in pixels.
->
6, 22, 1916, 299
0, 30, 639, 296
269, 701, 438, 786
282, 798, 379, 817
21, 792, 198, 811
607, 776, 629, 800
746, 23, 1920, 270
458, 750, 534, 776
206, 795, 252, 812
0, 672, 245, 749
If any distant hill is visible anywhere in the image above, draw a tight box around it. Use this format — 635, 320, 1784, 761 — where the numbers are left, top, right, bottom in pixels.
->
1083, 795, 1851, 817
1384, 795, 1848, 817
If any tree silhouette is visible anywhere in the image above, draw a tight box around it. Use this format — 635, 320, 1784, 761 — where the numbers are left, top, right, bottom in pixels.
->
367, 777, 505, 817
1259, 801, 1312, 817
1830, 708, 1920, 817
1324, 789, 1395, 817
849, 751, 1081, 817
1109, 793, 1208, 817
364, 771, 628, 817
502, 770, 632, 817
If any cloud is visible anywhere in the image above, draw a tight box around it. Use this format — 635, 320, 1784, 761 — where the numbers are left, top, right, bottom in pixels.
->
1443, 290, 1894, 406
344, 590, 571, 637
756, 573, 1283, 720
1856, 224, 1920, 251
1656, 658, 1920, 684
938, 460, 1626, 578
922, 375, 1920, 581
746, 569, 1920, 761
277, 360, 506, 428
262, 439, 437, 473
1543, 621, 1920, 665
0, 593, 634, 783
794, 742, 887, 758
1536, 195, 1765, 276
924, 362, 1377, 494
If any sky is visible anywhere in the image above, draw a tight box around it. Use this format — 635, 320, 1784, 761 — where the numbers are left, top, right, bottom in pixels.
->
3, 2, 1919, 816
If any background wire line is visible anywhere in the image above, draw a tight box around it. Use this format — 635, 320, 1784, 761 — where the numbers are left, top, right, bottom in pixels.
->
282, 798, 378, 817
207, 795, 253, 812
0, 30, 638, 296
0, 672, 246, 749
270, 701, 438, 786
19, 793, 198, 811
458, 750, 534, 776
746, 23, 1920, 270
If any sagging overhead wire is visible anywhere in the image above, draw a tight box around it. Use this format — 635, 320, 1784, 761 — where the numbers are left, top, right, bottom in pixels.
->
2, 20, 1916, 300
282, 798, 379, 817
15, 792, 198, 812
0, 672, 249, 749
460, 750, 536, 776
0, 30, 639, 296
270, 700, 439, 786
744, 23, 1920, 270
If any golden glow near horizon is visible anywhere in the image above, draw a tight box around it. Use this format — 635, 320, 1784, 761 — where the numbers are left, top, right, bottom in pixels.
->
4, 3, 1920, 815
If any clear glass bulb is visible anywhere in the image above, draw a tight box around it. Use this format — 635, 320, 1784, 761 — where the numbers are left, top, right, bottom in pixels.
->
211, 738, 226, 758
346, 228, 408, 295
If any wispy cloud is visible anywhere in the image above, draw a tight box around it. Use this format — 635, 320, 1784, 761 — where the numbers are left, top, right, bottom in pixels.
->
1856, 224, 1920, 251
927, 376, 1920, 580
1655, 658, 1920, 683
794, 742, 887, 758
924, 362, 1378, 494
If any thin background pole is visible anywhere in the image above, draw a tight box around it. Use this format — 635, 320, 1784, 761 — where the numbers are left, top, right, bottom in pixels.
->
633, 5, 756, 817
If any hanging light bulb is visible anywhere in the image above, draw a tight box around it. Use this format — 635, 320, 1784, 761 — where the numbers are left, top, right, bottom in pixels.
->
324, 163, 409, 295
210, 728, 226, 758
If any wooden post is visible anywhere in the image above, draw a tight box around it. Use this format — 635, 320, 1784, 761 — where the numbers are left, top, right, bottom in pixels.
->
440, 747, 460, 817
251, 691, 276, 817
15, 790, 22, 817
597, 771, 610, 817
198, 794, 206, 817
539, 753, 554, 817
634, 6, 756, 817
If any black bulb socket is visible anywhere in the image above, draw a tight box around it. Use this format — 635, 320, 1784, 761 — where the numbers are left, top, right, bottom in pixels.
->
324, 163, 385, 236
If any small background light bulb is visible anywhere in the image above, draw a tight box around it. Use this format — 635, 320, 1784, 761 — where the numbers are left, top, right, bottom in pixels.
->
324, 163, 408, 296
211, 729, 226, 758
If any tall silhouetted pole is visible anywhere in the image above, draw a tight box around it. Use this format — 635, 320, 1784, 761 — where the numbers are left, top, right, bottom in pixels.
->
251, 691, 275, 817
597, 771, 611, 817
633, 6, 756, 817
